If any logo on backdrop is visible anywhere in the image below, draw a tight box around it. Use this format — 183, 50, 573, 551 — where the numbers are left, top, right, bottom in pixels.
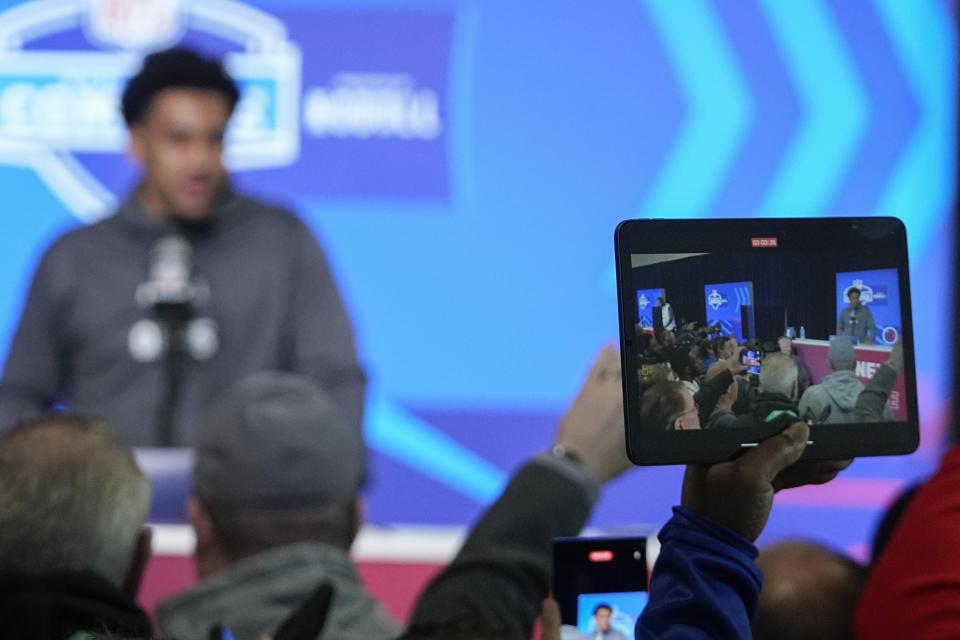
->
303, 73, 441, 141
0, 0, 300, 221
86, 0, 185, 50
842, 278, 887, 306
638, 293, 650, 311
882, 326, 899, 343
0, 0, 453, 221
707, 288, 728, 310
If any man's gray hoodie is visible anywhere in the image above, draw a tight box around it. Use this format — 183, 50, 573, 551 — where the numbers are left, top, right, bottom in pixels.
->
0, 191, 364, 446
157, 543, 400, 640
798, 370, 864, 424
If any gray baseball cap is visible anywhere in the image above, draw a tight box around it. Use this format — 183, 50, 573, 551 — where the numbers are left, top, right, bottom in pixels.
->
828, 336, 857, 368
194, 371, 364, 508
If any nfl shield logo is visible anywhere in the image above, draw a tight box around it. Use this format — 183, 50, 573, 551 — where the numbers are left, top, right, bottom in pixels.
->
0, 0, 300, 221
882, 326, 899, 344
87, 0, 183, 50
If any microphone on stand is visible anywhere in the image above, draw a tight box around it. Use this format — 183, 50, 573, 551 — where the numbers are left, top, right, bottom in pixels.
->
137, 235, 200, 317
128, 235, 217, 445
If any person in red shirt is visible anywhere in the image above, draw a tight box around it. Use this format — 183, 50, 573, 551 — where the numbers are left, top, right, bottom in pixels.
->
855, 445, 960, 638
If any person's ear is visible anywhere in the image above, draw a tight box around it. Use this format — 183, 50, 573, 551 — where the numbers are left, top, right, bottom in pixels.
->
128, 125, 147, 165
189, 496, 234, 579
349, 497, 365, 546
188, 496, 215, 554
123, 526, 152, 599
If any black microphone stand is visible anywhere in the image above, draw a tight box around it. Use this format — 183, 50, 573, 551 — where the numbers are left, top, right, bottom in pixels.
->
155, 301, 192, 447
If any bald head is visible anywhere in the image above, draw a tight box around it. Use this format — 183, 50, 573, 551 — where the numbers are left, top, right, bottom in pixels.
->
0, 415, 151, 588
753, 541, 866, 640
777, 337, 792, 355
759, 353, 799, 400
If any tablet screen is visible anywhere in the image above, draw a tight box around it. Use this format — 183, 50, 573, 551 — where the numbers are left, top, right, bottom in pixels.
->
615, 218, 917, 464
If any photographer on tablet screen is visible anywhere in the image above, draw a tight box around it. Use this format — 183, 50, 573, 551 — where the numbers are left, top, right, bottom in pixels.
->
853, 339, 902, 423
701, 362, 739, 429
730, 353, 800, 430
640, 381, 701, 431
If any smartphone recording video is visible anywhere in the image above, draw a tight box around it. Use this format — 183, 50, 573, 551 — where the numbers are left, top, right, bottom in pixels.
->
740, 349, 761, 376
553, 536, 650, 639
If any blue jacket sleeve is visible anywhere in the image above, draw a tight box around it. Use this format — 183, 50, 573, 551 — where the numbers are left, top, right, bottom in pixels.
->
635, 506, 762, 640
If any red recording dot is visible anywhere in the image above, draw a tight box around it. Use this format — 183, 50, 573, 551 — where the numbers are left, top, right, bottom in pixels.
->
589, 550, 614, 562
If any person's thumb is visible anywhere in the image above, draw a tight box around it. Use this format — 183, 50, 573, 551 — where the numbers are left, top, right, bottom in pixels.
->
738, 422, 809, 485
539, 598, 562, 640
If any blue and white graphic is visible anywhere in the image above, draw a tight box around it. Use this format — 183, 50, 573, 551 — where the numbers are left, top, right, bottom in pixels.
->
707, 288, 729, 311
0, 0, 304, 220
836, 268, 902, 345
0, 1, 952, 552
636, 287, 665, 329
705, 281, 753, 341
0, 0, 453, 218
577, 592, 648, 636
288, 11, 453, 198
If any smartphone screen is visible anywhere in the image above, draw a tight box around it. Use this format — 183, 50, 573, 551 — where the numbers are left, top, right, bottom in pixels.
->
553, 536, 649, 638
741, 349, 761, 375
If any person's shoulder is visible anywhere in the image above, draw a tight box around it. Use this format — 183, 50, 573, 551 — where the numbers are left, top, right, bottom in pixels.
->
711, 410, 737, 429
799, 383, 825, 403
37, 216, 118, 264
222, 192, 320, 246
731, 413, 756, 429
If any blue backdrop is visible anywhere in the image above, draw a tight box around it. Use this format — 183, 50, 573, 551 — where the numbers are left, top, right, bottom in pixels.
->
0, 0, 954, 555
636, 287, 665, 329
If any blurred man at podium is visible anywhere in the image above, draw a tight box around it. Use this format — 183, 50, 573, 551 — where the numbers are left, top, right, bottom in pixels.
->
0, 48, 364, 447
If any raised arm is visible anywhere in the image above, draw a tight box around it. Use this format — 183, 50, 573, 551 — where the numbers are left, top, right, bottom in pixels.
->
403, 347, 630, 639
